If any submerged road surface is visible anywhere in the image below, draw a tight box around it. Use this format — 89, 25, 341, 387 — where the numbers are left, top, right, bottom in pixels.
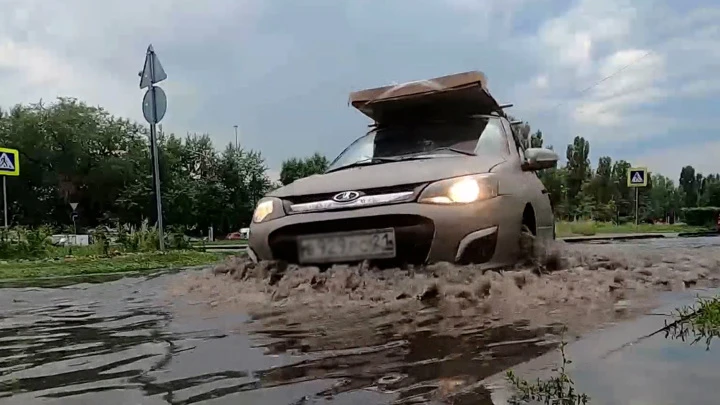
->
0, 236, 719, 404
0, 274, 559, 404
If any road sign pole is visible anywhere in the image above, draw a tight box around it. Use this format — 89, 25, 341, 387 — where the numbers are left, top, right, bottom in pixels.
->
149, 122, 164, 251
2, 176, 7, 229
635, 187, 639, 228
627, 167, 647, 229
0, 147, 19, 229
140, 45, 167, 252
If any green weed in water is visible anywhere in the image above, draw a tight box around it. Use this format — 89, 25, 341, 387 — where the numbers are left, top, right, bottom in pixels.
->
664, 295, 720, 350
506, 329, 590, 405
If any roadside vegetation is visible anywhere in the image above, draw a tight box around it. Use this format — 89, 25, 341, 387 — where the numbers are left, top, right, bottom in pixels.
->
0, 225, 227, 279
199, 239, 249, 246
0, 251, 225, 280
506, 330, 589, 405
506, 295, 720, 404
555, 220, 709, 237
665, 294, 720, 349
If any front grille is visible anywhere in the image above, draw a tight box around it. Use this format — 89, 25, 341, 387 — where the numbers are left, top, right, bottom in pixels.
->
283, 183, 426, 205
268, 214, 434, 266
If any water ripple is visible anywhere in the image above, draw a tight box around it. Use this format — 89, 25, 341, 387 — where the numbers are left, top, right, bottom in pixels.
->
0, 273, 562, 404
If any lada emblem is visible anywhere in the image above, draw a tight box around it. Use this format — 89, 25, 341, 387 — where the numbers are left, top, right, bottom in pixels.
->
332, 191, 361, 203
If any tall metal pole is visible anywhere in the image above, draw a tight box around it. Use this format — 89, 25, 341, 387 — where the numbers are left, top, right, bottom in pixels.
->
233, 125, 238, 149
635, 187, 639, 228
2, 177, 7, 229
149, 106, 165, 250
148, 58, 165, 251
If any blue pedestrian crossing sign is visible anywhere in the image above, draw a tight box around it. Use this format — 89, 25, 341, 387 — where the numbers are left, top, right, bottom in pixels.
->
627, 167, 647, 187
0, 147, 19, 176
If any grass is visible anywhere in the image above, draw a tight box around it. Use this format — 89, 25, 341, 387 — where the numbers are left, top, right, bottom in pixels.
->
555, 220, 709, 237
664, 294, 720, 350
0, 250, 228, 280
197, 239, 248, 246
506, 328, 590, 405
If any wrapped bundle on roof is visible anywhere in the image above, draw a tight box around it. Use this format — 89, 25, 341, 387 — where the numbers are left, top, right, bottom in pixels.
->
348, 71, 504, 124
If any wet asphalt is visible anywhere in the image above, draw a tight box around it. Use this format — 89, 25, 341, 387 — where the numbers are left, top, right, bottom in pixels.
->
1, 236, 719, 405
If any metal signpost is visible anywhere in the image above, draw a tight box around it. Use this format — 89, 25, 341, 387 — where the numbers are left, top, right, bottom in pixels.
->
233, 125, 239, 149
0, 147, 19, 229
627, 167, 648, 227
70, 202, 79, 236
140, 44, 168, 251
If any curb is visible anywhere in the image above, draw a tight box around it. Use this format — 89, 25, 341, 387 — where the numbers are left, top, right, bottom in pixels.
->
560, 231, 720, 243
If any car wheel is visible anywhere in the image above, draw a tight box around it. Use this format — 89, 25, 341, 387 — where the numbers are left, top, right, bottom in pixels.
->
519, 224, 536, 261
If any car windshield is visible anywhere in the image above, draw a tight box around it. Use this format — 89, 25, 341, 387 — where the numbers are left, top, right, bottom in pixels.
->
326, 116, 506, 172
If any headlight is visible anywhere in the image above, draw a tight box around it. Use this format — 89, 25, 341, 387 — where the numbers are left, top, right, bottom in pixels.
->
252, 198, 278, 223
418, 174, 498, 204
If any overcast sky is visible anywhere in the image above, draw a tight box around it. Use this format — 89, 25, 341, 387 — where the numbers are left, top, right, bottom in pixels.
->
1, 0, 719, 181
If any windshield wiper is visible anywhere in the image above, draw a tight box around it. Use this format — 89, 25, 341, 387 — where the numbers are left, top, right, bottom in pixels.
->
326, 155, 436, 173
427, 147, 476, 156
325, 157, 401, 173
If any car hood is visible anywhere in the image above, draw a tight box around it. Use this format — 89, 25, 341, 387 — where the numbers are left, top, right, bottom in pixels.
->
269, 154, 505, 198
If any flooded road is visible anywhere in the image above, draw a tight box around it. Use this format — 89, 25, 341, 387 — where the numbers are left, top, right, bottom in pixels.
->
1, 236, 719, 404
0, 274, 562, 404
484, 287, 720, 405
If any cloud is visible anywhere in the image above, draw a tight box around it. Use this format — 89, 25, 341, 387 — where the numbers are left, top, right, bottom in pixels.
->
509, 0, 720, 166
0, 0, 261, 137
631, 140, 720, 180
0, 0, 718, 180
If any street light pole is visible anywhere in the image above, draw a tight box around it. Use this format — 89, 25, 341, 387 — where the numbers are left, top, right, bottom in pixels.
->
233, 125, 238, 149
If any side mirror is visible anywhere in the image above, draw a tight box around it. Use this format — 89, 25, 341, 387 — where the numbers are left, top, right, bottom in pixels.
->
522, 147, 558, 171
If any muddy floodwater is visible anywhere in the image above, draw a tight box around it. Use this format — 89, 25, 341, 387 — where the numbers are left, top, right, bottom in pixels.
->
1, 237, 719, 404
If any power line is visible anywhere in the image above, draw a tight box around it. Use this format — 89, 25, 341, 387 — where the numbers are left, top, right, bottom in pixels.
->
548, 50, 654, 112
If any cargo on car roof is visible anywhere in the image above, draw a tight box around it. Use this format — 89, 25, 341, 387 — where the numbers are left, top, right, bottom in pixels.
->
348, 71, 504, 124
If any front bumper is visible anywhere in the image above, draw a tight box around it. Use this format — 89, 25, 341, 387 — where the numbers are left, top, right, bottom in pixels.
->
248, 195, 520, 266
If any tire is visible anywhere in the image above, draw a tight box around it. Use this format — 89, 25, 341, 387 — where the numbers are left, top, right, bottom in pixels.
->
519, 224, 535, 261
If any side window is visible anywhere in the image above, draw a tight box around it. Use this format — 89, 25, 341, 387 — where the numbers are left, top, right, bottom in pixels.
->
475, 120, 510, 156
500, 118, 524, 159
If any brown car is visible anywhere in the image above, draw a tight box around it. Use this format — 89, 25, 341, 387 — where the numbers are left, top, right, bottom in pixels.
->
249, 71, 558, 269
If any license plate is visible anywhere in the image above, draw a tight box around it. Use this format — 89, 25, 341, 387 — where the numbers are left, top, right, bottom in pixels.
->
297, 228, 396, 263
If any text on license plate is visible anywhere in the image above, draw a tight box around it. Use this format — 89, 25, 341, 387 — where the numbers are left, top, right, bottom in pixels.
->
297, 228, 396, 263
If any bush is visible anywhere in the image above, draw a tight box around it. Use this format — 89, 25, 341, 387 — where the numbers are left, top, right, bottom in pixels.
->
682, 207, 720, 227
167, 225, 192, 250
92, 228, 111, 256
569, 221, 597, 236
0, 226, 53, 260
116, 221, 160, 252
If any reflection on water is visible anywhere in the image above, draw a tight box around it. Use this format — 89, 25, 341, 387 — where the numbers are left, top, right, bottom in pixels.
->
568, 288, 720, 405
0, 274, 563, 404
484, 288, 720, 405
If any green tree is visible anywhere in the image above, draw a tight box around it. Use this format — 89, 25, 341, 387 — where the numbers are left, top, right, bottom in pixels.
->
679, 165, 699, 208
530, 130, 543, 148
648, 174, 683, 222
279, 152, 329, 185
565, 136, 591, 218
610, 160, 632, 221
699, 174, 720, 207
0, 97, 272, 235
